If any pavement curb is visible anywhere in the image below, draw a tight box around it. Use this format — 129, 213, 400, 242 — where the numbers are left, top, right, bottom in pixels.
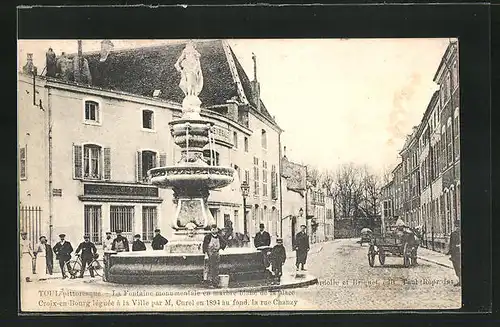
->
417, 255, 453, 269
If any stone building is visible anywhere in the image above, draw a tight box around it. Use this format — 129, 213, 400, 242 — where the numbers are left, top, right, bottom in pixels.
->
379, 39, 460, 253
18, 39, 283, 249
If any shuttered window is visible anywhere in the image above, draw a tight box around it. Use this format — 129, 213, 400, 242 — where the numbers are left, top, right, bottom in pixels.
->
73, 144, 83, 179
103, 147, 111, 180
136, 151, 164, 183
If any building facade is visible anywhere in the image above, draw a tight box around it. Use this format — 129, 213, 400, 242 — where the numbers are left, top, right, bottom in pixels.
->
380, 40, 460, 253
18, 39, 283, 249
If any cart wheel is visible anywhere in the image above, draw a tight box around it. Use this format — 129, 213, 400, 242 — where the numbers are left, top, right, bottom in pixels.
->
403, 243, 410, 267
368, 246, 376, 267
379, 251, 386, 266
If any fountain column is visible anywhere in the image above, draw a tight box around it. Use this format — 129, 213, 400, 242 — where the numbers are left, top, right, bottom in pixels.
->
149, 40, 234, 253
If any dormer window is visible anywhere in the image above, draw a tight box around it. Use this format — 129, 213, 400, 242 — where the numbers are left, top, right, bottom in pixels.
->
142, 109, 154, 130
84, 101, 100, 123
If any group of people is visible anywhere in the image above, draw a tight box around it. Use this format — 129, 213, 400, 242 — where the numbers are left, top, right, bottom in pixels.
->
201, 222, 310, 288
20, 228, 171, 282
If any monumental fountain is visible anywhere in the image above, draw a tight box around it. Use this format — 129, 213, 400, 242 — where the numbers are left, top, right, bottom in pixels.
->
103, 41, 271, 285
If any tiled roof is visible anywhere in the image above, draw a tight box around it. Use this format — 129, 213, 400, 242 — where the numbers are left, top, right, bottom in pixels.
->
64, 40, 277, 126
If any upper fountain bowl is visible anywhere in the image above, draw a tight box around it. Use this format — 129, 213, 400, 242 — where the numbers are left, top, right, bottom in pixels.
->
149, 165, 234, 190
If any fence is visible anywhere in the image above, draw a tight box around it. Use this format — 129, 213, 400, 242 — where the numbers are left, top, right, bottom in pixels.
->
19, 205, 43, 249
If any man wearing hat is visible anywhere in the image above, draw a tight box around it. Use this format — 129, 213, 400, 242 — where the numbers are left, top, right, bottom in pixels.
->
294, 224, 310, 271
447, 219, 461, 286
269, 238, 286, 285
132, 234, 147, 251
52, 233, 74, 279
102, 231, 113, 252
151, 228, 168, 250
20, 231, 34, 282
202, 224, 227, 288
111, 230, 129, 252
254, 223, 271, 248
75, 235, 98, 278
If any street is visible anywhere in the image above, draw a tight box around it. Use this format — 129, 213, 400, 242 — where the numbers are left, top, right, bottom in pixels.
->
20, 238, 461, 312
286, 238, 461, 310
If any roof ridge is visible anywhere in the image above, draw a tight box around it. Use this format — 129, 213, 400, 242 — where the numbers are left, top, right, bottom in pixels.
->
66, 39, 221, 58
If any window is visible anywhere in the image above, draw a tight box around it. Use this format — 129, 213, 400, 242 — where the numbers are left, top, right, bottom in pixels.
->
233, 164, 241, 180
253, 157, 259, 195
142, 206, 157, 242
233, 131, 238, 149
110, 206, 134, 241
136, 150, 165, 183
261, 129, 267, 149
447, 121, 453, 165
84, 205, 102, 245
203, 149, 219, 166
19, 145, 27, 180
262, 161, 268, 197
244, 169, 250, 184
452, 60, 459, 89
142, 110, 154, 130
454, 109, 460, 159
271, 165, 278, 200
244, 137, 249, 152
84, 100, 100, 123
83, 144, 102, 179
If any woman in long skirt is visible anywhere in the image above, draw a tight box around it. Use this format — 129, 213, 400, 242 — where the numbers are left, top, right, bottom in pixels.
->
34, 236, 48, 280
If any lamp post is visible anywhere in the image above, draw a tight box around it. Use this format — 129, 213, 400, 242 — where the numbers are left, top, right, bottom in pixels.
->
241, 181, 250, 236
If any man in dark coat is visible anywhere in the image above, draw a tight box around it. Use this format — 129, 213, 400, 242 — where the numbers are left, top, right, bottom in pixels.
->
151, 229, 168, 250
294, 224, 310, 271
52, 233, 73, 279
269, 238, 286, 284
447, 220, 461, 286
202, 224, 227, 288
111, 230, 129, 252
132, 234, 147, 251
43, 238, 53, 275
75, 235, 98, 278
254, 223, 271, 248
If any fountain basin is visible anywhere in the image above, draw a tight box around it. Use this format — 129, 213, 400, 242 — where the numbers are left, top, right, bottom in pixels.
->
150, 166, 234, 190
104, 248, 270, 285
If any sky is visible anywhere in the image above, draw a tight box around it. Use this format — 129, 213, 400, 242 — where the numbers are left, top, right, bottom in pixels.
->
18, 38, 452, 175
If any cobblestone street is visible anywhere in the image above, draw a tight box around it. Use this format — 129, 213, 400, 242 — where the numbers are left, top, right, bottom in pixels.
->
285, 238, 461, 310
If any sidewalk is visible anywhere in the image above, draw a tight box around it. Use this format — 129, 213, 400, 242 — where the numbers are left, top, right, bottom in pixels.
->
417, 247, 453, 269
286, 240, 327, 259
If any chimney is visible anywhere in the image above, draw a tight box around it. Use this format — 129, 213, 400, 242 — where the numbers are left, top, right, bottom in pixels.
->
22, 53, 37, 75
251, 52, 261, 112
73, 40, 92, 85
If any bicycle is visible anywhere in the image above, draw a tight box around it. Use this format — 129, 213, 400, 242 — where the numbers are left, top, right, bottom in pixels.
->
65, 253, 103, 278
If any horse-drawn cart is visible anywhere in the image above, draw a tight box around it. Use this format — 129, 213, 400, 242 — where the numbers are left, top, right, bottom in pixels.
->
367, 224, 421, 268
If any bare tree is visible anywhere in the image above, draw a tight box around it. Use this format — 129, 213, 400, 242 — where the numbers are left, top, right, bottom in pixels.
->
320, 168, 335, 197
331, 163, 364, 219
305, 164, 321, 188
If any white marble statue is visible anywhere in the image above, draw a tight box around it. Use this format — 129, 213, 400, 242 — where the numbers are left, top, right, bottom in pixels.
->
174, 40, 204, 98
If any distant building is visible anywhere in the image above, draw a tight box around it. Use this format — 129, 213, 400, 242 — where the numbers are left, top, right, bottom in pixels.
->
18, 40, 283, 248
280, 148, 307, 250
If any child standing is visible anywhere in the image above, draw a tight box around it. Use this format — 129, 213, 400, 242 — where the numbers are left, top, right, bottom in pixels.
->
269, 238, 286, 285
